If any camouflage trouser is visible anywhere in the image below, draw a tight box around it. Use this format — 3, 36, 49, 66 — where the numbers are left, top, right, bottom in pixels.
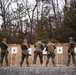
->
20, 53, 29, 66
67, 52, 76, 66
46, 52, 55, 66
33, 51, 43, 64
1, 50, 9, 66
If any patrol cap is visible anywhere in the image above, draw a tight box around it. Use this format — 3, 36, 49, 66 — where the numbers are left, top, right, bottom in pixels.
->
69, 37, 73, 40
3, 38, 6, 41
23, 39, 27, 42
37, 38, 41, 40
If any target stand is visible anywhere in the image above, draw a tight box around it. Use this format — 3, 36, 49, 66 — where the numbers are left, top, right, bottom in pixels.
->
28, 48, 32, 66
43, 47, 47, 66
56, 46, 63, 67
11, 46, 18, 66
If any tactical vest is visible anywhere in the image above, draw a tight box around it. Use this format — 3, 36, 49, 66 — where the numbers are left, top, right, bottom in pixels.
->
21, 43, 29, 55
47, 43, 55, 53
1, 42, 8, 50
68, 41, 75, 53
21, 43, 28, 50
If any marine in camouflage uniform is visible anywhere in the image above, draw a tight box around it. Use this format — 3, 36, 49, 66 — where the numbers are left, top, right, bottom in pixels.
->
20, 39, 30, 67
33, 38, 44, 66
67, 37, 76, 66
0, 38, 9, 66
46, 41, 56, 67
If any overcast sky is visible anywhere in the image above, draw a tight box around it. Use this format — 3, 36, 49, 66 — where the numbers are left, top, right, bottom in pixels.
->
28, 0, 64, 9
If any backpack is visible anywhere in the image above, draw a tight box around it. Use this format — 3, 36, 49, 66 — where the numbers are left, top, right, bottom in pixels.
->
47, 44, 55, 53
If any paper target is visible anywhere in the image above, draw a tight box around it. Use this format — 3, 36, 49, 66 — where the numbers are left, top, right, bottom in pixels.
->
57, 47, 63, 54
74, 47, 76, 54
43, 47, 47, 55
11, 47, 18, 54
28, 48, 32, 55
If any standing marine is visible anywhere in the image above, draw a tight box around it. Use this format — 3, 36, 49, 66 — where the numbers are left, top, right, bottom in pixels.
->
20, 39, 30, 67
33, 38, 44, 66
67, 37, 76, 66
46, 41, 56, 67
0, 38, 9, 66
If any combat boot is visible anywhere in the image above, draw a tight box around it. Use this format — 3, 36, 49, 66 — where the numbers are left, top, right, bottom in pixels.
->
53, 64, 56, 67
6, 63, 9, 66
74, 64, 76, 66
41, 64, 42, 67
20, 64, 22, 67
27, 64, 29, 67
33, 64, 36, 67
1, 63, 2, 66
66, 64, 69, 66
46, 63, 48, 67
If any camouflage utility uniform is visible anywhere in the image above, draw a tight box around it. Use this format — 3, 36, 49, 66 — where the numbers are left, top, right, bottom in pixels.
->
33, 40, 44, 65
20, 40, 30, 66
67, 39, 76, 66
0, 39, 9, 66
46, 41, 56, 67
